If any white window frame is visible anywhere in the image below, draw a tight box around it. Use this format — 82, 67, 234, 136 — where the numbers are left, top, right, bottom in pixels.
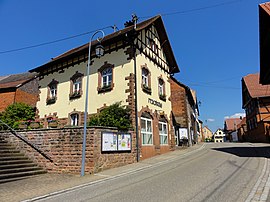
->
141, 117, 153, 145
70, 113, 79, 126
50, 84, 57, 98
142, 69, 149, 86
73, 78, 81, 93
101, 68, 112, 87
158, 79, 164, 96
159, 121, 168, 145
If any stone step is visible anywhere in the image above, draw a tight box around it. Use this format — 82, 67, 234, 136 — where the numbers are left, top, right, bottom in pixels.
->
0, 175, 37, 184
0, 170, 47, 183
0, 144, 16, 150
0, 162, 36, 170
0, 156, 29, 161
0, 152, 24, 157
0, 166, 43, 175
0, 149, 20, 153
0, 159, 32, 165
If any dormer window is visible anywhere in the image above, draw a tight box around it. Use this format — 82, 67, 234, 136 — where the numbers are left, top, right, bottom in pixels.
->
149, 39, 158, 55
70, 72, 83, 99
47, 79, 58, 105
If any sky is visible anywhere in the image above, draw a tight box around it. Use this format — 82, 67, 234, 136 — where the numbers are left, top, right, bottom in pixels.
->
0, 0, 266, 132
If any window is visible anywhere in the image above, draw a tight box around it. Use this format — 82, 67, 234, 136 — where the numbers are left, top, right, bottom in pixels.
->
149, 39, 158, 55
159, 121, 168, 145
73, 78, 81, 93
141, 67, 151, 94
102, 67, 112, 87
158, 78, 166, 101
141, 117, 153, 145
142, 68, 149, 86
98, 62, 114, 93
70, 72, 83, 99
50, 84, 57, 98
47, 79, 58, 105
70, 113, 79, 126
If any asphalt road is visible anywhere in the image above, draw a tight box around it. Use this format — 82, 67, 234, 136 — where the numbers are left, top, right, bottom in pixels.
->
35, 143, 270, 202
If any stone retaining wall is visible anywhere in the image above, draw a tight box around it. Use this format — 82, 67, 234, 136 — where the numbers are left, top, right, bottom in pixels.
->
0, 127, 136, 174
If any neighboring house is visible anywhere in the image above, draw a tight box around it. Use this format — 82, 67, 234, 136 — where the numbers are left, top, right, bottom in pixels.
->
202, 126, 213, 141
213, 129, 225, 143
242, 73, 270, 143
224, 118, 242, 142
197, 120, 203, 142
259, 2, 270, 84
237, 117, 247, 142
170, 78, 200, 146
0, 72, 38, 112
30, 15, 180, 160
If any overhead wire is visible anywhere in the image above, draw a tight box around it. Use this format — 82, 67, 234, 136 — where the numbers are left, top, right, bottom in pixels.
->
0, 26, 113, 55
0, 0, 245, 55
140, 0, 244, 19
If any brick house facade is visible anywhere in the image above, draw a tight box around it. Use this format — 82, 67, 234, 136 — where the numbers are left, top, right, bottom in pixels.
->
0, 72, 39, 112
170, 77, 199, 146
242, 73, 270, 143
259, 2, 270, 84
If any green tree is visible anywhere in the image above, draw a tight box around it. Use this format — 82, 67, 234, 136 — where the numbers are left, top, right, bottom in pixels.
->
88, 102, 132, 131
0, 103, 35, 129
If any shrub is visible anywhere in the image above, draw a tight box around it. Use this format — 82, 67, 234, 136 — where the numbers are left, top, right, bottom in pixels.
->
88, 102, 132, 131
0, 103, 35, 129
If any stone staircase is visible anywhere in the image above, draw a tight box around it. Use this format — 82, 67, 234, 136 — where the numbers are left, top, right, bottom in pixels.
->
0, 136, 46, 183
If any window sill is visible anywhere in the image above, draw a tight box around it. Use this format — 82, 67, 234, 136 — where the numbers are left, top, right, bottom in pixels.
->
98, 85, 113, 93
142, 86, 152, 95
159, 95, 166, 101
46, 97, 56, 105
69, 93, 82, 100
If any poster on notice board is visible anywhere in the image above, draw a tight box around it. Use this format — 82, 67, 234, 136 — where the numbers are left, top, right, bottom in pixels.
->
102, 132, 131, 152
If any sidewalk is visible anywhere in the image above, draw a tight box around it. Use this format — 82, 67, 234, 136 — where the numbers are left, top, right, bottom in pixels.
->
0, 144, 202, 202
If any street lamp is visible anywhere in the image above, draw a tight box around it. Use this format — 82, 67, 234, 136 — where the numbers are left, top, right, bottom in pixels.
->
81, 30, 105, 177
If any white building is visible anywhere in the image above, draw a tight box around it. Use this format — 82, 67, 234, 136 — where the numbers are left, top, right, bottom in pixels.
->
213, 129, 225, 143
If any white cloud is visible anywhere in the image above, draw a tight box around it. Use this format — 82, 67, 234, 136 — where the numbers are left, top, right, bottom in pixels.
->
224, 113, 245, 119
206, 118, 215, 122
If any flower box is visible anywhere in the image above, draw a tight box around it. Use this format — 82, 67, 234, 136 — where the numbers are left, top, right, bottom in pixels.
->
48, 121, 58, 128
46, 97, 56, 105
18, 123, 27, 129
98, 85, 112, 93
29, 122, 40, 129
159, 94, 166, 101
69, 91, 81, 99
142, 84, 152, 95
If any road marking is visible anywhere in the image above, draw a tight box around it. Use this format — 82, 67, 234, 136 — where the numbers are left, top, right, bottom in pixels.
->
245, 158, 270, 202
22, 144, 205, 201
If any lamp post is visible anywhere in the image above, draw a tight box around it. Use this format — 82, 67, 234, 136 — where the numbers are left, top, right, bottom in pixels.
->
81, 30, 105, 177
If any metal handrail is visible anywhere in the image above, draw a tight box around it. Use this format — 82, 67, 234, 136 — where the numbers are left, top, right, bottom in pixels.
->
0, 119, 54, 163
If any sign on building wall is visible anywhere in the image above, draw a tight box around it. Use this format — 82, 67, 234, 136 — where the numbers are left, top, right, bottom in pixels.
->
102, 132, 131, 152
179, 128, 188, 139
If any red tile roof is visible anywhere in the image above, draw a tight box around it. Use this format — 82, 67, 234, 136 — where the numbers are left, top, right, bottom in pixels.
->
0, 72, 37, 89
243, 73, 270, 98
260, 2, 270, 16
225, 118, 242, 131
237, 117, 246, 129
30, 15, 179, 74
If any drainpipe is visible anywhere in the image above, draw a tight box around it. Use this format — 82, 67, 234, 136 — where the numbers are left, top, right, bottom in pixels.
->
130, 14, 139, 162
